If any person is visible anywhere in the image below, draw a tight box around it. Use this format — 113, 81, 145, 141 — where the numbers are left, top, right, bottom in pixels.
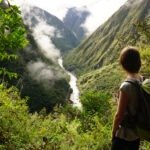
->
111, 47, 142, 150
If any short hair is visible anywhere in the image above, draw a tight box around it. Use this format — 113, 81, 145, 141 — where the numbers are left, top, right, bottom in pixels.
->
119, 47, 141, 73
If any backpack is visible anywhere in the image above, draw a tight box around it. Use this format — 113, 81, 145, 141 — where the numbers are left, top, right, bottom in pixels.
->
125, 78, 150, 141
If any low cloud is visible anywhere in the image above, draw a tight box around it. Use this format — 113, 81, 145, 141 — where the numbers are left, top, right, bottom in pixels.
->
19, 2, 63, 86
12, 0, 127, 35
27, 61, 55, 81
32, 22, 61, 62
27, 61, 64, 88
21, 4, 61, 62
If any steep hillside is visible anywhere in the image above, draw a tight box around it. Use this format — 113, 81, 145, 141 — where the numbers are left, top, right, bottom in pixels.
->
3, 6, 79, 112
64, 0, 150, 74
6, 32, 70, 113
78, 63, 124, 94
22, 6, 79, 53
63, 7, 90, 41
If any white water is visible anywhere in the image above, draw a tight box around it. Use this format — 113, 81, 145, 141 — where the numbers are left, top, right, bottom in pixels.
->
58, 58, 81, 107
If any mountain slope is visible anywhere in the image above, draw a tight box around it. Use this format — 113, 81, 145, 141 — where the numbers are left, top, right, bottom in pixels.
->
7, 32, 70, 113
64, 0, 150, 74
63, 7, 90, 41
23, 6, 79, 53
6, 6, 80, 112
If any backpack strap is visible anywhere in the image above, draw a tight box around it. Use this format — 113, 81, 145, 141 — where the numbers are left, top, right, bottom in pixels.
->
121, 78, 144, 129
125, 79, 144, 96
125, 79, 142, 99
125, 79, 143, 115
125, 79, 141, 87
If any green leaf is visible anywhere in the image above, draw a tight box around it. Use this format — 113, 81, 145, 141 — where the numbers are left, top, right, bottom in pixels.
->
0, 6, 28, 80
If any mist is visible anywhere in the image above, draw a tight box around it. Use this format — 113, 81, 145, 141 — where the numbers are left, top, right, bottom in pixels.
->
21, 4, 61, 62
32, 22, 61, 62
19, 3, 65, 88
11, 0, 127, 35
27, 61, 64, 88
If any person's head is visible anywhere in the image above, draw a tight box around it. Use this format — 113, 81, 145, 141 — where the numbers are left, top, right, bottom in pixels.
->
119, 47, 141, 74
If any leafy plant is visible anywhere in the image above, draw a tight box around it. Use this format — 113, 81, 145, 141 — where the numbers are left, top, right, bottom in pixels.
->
0, 4, 28, 79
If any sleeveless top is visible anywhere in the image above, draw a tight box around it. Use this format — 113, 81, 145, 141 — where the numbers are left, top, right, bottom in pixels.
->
115, 78, 142, 141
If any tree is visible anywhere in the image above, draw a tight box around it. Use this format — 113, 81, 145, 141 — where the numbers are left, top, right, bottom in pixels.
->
0, 2, 28, 80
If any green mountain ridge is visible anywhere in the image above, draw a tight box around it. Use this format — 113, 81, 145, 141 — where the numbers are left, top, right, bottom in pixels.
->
23, 6, 79, 53
2, 6, 79, 112
1, 2, 150, 149
64, 0, 150, 74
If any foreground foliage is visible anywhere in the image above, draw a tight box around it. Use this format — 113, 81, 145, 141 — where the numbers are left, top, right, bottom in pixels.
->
1, 84, 150, 149
0, 84, 113, 150
0, 1, 150, 150
0, 4, 28, 79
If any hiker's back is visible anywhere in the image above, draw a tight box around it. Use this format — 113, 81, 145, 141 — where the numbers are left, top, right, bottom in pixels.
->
115, 79, 141, 141
121, 81, 139, 116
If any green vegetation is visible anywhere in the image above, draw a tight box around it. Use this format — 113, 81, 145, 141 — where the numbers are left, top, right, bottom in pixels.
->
78, 63, 124, 95
76, 47, 150, 150
0, 5, 28, 79
77, 44, 150, 96
0, 84, 114, 149
64, 0, 150, 75
0, 0, 150, 149
0, 3, 70, 113
0, 3, 111, 150
140, 46, 150, 76
1, 75, 150, 149
65, 0, 150, 150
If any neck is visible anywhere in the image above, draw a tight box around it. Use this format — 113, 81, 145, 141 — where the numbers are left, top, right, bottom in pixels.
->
127, 73, 140, 79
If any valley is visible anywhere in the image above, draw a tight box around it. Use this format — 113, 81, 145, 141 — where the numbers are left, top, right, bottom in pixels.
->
0, 0, 150, 149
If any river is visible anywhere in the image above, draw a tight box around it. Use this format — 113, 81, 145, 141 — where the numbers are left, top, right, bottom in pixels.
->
58, 58, 81, 107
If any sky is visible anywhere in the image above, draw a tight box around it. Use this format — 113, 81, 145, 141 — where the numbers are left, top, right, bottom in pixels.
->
11, 0, 127, 34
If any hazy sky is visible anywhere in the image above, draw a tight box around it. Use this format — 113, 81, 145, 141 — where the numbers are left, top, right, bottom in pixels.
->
11, 0, 127, 34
